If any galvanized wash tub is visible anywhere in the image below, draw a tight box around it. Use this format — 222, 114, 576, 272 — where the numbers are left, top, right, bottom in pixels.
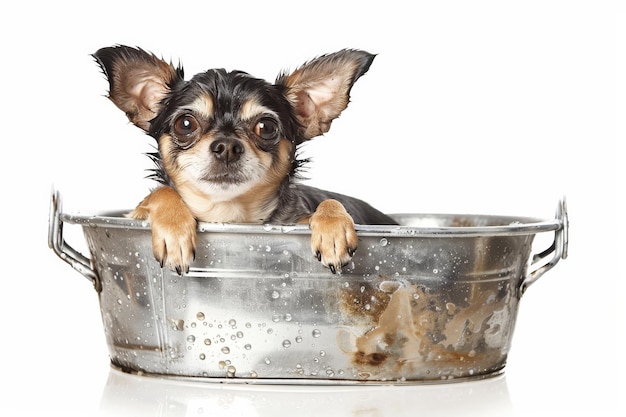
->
49, 190, 568, 384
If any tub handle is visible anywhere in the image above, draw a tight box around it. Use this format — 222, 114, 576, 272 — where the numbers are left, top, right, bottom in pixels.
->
48, 188, 101, 292
521, 197, 569, 294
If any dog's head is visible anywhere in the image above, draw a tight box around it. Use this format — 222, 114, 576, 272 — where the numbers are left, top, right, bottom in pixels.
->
93, 46, 374, 207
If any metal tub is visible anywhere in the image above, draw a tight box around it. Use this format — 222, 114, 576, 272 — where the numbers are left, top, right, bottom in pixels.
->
49, 190, 568, 384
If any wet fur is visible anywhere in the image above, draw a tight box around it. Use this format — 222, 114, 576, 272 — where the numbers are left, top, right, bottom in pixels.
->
93, 45, 397, 274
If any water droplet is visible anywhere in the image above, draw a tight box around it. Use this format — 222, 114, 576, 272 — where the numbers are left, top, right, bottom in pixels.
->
236, 331, 244, 338
312, 329, 321, 338
265, 245, 272, 252
197, 312, 205, 321
227, 365, 236, 377
221, 346, 230, 354
264, 357, 271, 365
295, 336, 302, 343
228, 319, 237, 328
282, 339, 292, 348
284, 313, 293, 322
272, 314, 280, 323
319, 350, 326, 357
271, 290, 280, 299
380, 238, 388, 247
433, 268, 439, 274
168, 348, 178, 359
244, 344, 252, 350
204, 338, 211, 346
187, 335, 196, 343
199, 353, 206, 360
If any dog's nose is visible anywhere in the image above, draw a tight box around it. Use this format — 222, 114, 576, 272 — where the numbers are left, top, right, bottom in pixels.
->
210, 138, 244, 163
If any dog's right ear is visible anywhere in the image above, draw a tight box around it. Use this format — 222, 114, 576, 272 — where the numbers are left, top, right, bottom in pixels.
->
93, 45, 182, 132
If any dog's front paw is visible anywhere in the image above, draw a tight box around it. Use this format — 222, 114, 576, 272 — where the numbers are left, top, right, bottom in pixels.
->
130, 187, 197, 275
148, 210, 197, 275
309, 199, 358, 274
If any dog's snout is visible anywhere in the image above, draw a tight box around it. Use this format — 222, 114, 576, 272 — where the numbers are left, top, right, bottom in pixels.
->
210, 138, 244, 163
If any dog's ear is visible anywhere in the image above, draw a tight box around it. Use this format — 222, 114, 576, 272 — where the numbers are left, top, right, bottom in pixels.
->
93, 45, 182, 132
276, 50, 375, 140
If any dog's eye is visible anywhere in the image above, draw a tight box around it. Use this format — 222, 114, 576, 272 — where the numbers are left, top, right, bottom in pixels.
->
254, 118, 279, 141
173, 114, 201, 140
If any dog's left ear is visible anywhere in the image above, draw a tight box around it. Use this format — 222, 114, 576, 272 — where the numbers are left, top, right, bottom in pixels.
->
277, 49, 375, 140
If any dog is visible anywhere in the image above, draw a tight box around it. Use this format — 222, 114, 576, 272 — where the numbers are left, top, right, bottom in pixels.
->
93, 45, 397, 275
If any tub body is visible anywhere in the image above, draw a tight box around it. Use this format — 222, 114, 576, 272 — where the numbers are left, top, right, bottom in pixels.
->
49, 192, 567, 384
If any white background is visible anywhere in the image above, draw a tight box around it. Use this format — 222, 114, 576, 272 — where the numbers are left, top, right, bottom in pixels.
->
1, 0, 623, 415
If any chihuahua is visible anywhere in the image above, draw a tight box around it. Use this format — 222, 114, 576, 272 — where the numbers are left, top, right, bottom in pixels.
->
93, 45, 396, 275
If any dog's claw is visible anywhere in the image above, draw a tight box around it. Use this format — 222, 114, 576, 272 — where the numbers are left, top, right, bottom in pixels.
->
329, 264, 337, 274
316, 250, 322, 262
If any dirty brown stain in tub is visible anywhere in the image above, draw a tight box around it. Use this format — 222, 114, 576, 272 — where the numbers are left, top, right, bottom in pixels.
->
337, 281, 508, 379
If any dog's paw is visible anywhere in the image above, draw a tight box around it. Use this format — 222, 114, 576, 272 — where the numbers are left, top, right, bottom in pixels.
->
309, 199, 358, 274
148, 210, 197, 275
129, 187, 197, 275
